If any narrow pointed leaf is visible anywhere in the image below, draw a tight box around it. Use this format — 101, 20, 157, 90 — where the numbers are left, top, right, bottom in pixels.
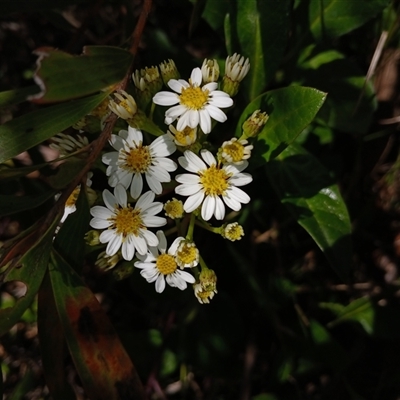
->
232, 0, 291, 99
38, 272, 75, 400
237, 86, 326, 166
0, 187, 57, 217
49, 251, 146, 400
309, 0, 390, 40
266, 143, 352, 281
0, 219, 58, 336
31, 46, 133, 103
0, 91, 109, 164
0, 86, 40, 108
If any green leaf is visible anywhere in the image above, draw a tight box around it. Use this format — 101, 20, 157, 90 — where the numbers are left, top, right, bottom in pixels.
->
237, 86, 326, 166
38, 272, 76, 400
202, 0, 229, 30
31, 46, 133, 103
53, 186, 91, 273
299, 57, 377, 134
266, 143, 352, 280
46, 158, 87, 190
0, 219, 58, 337
0, 163, 49, 181
309, 0, 390, 40
49, 251, 146, 400
231, 0, 291, 99
321, 297, 375, 334
0, 187, 57, 217
0, 86, 40, 108
0, 91, 109, 164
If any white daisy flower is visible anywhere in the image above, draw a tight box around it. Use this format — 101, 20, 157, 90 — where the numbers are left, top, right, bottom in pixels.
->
152, 67, 233, 134
89, 185, 166, 261
134, 231, 196, 293
102, 126, 177, 199
175, 150, 252, 221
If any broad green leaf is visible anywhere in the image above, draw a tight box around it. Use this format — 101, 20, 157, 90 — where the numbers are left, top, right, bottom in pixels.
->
266, 143, 352, 280
309, 0, 389, 40
231, 0, 291, 99
236, 86, 326, 166
31, 46, 133, 103
299, 57, 377, 134
320, 297, 375, 334
0, 91, 109, 164
202, 0, 229, 30
49, 251, 145, 400
38, 272, 75, 400
53, 187, 90, 273
0, 219, 58, 337
0, 86, 40, 108
0, 187, 56, 217
8, 369, 36, 400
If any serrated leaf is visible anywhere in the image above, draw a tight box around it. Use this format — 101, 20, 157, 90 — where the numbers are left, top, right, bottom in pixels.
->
321, 297, 375, 334
232, 0, 291, 99
309, 0, 390, 40
0, 86, 40, 108
266, 143, 352, 280
0, 187, 56, 217
237, 86, 326, 166
31, 46, 133, 103
0, 219, 58, 337
0, 91, 109, 164
49, 251, 145, 400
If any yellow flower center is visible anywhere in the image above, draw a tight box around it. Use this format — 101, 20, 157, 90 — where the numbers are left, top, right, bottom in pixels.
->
176, 242, 198, 268
180, 86, 209, 110
66, 186, 80, 207
223, 141, 245, 162
91, 99, 110, 118
110, 206, 143, 237
156, 253, 177, 275
164, 198, 184, 219
120, 99, 135, 115
174, 126, 197, 146
199, 165, 230, 196
121, 145, 152, 173
223, 223, 244, 241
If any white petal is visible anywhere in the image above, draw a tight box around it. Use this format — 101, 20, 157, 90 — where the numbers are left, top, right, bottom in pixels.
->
122, 239, 135, 261
180, 150, 206, 172
114, 184, 127, 207
165, 104, 187, 120
175, 182, 202, 196
103, 189, 117, 211
205, 104, 227, 123
209, 92, 233, 108
190, 68, 203, 86
136, 191, 155, 210
167, 274, 186, 290
142, 215, 166, 228
151, 135, 176, 157
153, 157, 177, 172
168, 237, 184, 255
142, 229, 159, 247
227, 186, 251, 204
177, 269, 196, 283
102, 151, 119, 166
222, 193, 241, 211
90, 206, 113, 219
146, 174, 163, 194
201, 195, 216, 221
106, 233, 122, 256
130, 173, 143, 199
148, 165, 170, 182
203, 82, 218, 91
167, 79, 187, 93
175, 173, 200, 184
229, 172, 253, 187
153, 91, 180, 106
198, 109, 211, 133
156, 230, 167, 253
127, 126, 143, 144
200, 149, 216, 166
155, 274, 166, 293
184, 192, 205, 213
214, 196, 225, 220
90, 218, 111, 230
99, 229, 115, 243
133, 235, 147, 255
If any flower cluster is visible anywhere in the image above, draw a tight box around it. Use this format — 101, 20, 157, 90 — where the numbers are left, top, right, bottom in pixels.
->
60, 53, 269, 303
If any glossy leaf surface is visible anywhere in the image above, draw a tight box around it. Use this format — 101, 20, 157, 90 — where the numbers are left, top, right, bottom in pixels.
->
266, 143, 352, 280
309, 0, 389, 40
231, 0, 291, 99
237, 86, 326, 166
